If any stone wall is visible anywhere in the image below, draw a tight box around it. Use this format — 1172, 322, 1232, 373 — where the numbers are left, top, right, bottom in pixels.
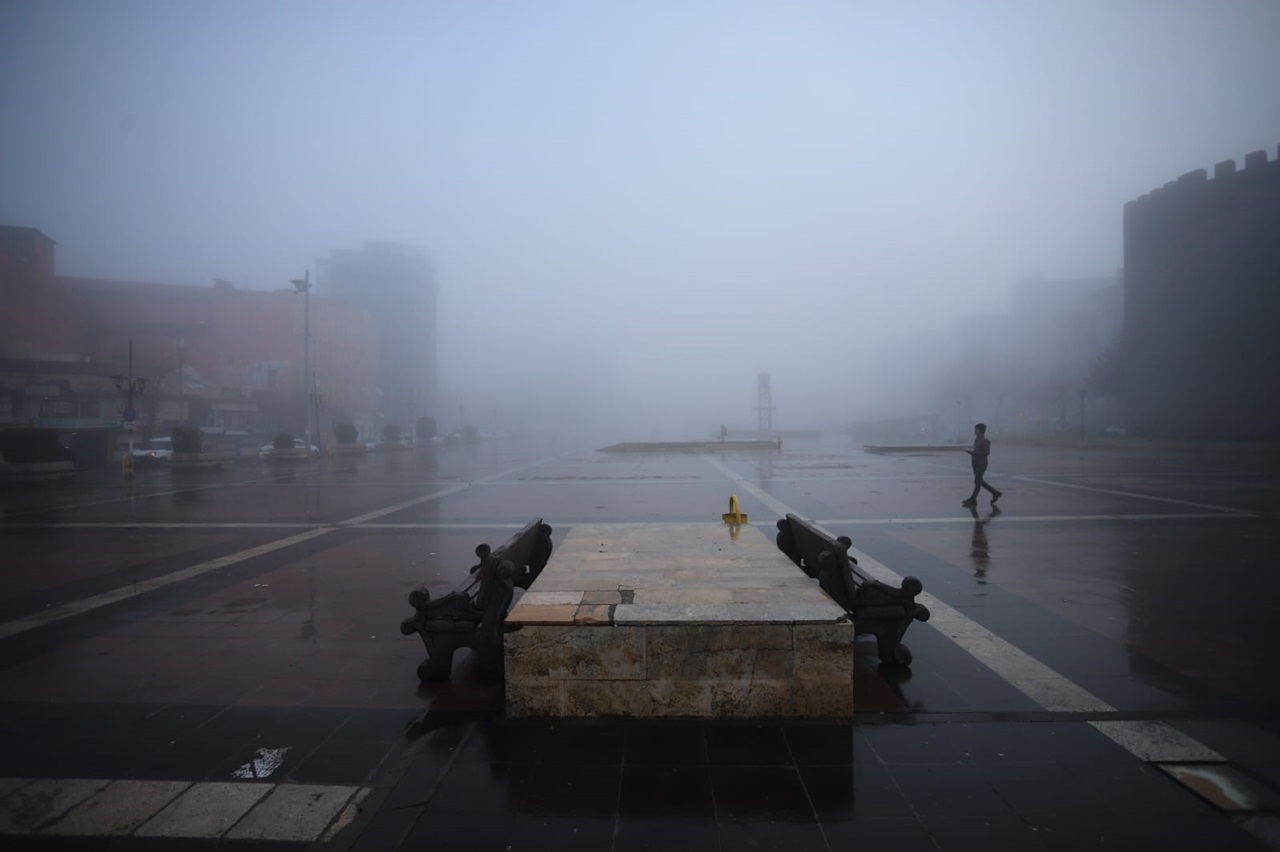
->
1123, 146, 1280, 439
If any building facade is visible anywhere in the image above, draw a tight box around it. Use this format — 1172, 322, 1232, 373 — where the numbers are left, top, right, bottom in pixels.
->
0, 225, 382, 464
318, 241, 437, 434
1124, 147, 1280, 440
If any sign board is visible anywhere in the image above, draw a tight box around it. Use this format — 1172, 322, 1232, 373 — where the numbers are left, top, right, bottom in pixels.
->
122, 406, 136, 422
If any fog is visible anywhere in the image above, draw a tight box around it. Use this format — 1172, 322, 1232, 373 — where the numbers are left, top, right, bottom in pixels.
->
3, 1, 1278, 442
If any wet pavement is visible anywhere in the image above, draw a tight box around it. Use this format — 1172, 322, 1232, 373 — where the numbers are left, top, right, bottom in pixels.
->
1, 435, 1279, 850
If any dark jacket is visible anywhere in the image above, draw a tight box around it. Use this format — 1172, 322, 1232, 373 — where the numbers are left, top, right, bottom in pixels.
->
968, 434, 990, 469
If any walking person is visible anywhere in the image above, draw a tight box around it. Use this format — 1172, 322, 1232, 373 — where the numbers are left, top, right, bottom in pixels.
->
962, 423, 1002, 507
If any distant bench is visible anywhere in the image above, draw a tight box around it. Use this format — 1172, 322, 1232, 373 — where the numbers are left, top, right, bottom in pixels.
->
776, 513, 929, 666
399, 519, 553, 682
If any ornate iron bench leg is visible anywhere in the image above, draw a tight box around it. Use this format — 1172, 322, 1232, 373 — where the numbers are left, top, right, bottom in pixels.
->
876, 632, 913, 667
400, 618, 463, 682
418, 631, 465, 682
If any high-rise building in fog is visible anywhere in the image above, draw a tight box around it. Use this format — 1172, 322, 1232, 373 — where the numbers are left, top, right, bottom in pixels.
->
318, 241, 437, 431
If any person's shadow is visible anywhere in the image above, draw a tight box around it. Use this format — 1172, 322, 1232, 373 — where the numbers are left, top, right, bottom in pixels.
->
967, 503, 1000, 583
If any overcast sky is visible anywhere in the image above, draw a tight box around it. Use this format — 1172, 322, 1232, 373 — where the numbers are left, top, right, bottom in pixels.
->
3, 1, 1278, 436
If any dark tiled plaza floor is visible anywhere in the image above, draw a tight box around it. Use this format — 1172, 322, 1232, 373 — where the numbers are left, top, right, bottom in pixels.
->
1, 438, 1279, 850
324, 647, 1275, 852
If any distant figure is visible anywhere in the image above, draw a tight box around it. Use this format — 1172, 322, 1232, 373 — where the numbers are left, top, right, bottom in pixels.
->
962, 423, 1002, 507
719, 424, 728, 441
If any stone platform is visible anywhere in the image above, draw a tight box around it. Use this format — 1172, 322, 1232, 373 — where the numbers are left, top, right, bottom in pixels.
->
503, 523, 855, 718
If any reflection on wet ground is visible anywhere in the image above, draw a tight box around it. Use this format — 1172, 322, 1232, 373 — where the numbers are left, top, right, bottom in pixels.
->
0, 436, 1278, 849
966, 502, 999, 582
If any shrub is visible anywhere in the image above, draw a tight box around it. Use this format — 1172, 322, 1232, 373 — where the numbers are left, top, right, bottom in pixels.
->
273, 432, 295, 450
171, 425, 203, 453
382, 423, 401, 444
334, 422, 358, 445
0, 428, 72, 464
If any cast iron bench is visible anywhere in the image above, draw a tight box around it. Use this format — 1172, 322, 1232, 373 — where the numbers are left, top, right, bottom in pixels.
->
399, 518, 553, 682
775, 513, 929, 666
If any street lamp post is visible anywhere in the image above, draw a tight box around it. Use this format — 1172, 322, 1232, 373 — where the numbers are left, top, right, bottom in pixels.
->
314, 389, 324, 454
110, 339, 148, 476
291, 270, 311, 453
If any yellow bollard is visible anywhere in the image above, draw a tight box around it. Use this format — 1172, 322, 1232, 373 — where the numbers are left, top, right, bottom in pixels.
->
721, 494, 748, 524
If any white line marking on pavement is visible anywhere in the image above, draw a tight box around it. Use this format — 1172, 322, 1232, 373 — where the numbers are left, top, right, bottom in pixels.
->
0, 463, 545, 640
337, 464, 535, 525
1, 511, 1255, 532
225, 782, 363, 842
1088, 720, 1225, 762
321, 786, 372, 843
701, 455, 1233, 766
349, 522, 544, 529
0, 472, 297, 521
0, 778, 111, 833
133, 781, 272, 838
0, 777, 370, 842
906, 455, 1253, 513
1009, 473, 1250, 513
0, 529, 331, 640
5, 522, 327, 529
43, 780, 192, 836
818, 512, 1253, 524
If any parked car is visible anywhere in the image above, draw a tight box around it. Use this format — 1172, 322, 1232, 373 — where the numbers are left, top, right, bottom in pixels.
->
130, 437, 173, 464
258, 439, 320, 460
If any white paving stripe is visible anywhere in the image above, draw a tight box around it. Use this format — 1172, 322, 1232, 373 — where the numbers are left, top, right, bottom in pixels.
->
6, 522, 327, 529
0, 464, 549, 838
134, 781, 271, 838
0, 462, 545, 640
701, 454, 1233, 766
0, 453, 1251, 841
321, 786, 373, 843
1008, 472, 1249, 513
0, 777, 110, 833
906, 455, 1253, 513
821, 512, 1252, 524
338, 463, 537, 526
0, 509, 1246, 639
0, 471, 299, 521
43, 779, 192, 836
0, 777, 368, 841
226, 783, 362, 842
1, 510, 1255, 532
1089, 720, 1225, 762
0, 528, 332, 640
